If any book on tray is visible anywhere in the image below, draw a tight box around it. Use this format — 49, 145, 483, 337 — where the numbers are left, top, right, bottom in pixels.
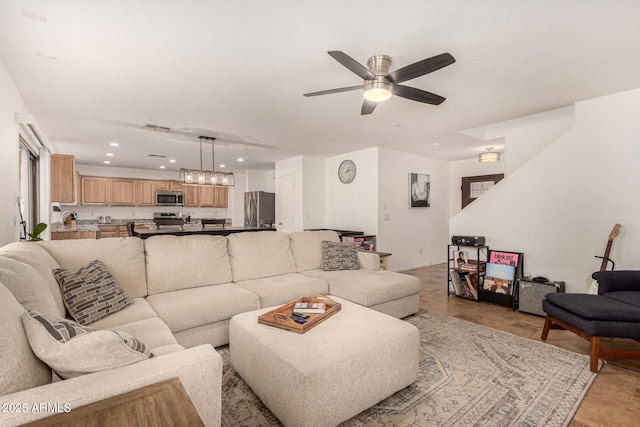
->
293, 302, 326, 314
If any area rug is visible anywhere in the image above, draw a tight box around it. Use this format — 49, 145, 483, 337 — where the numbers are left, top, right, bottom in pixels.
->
219, 310, 598, 426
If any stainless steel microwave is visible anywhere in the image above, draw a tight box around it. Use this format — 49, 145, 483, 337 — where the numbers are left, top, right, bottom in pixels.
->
155, 190, 184, 206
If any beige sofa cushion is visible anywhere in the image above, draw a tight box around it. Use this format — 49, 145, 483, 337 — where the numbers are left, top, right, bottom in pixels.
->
145, 235, 232, 295
235, 273, 329, 308
0, 256, 60, 318
147, 283, 260, 333
22, 310, 152, 380
0, 283, 51, 395
89, 298, 159, 330
228, 231, 296, 282
108, 317, 178, 349
289, 231, 340, 272
0, 242, 65, 316
38, 238, 147, 298
303, 269, 421, 307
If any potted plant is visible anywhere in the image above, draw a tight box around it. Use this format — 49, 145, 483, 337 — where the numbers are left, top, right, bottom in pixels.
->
28, 223, 48, 241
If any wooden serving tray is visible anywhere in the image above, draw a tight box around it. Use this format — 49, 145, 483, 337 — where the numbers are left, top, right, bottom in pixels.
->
258, 295, 341, 334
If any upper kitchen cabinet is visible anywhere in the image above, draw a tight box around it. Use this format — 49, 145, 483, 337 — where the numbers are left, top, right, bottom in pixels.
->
184, 185, 199, 207
81, 176, 109, 205
156, 180, 184, 191
136, 180, 156, 206
51, 154, 76, 203
109, 178, 136, 206
214, 187, 228, 208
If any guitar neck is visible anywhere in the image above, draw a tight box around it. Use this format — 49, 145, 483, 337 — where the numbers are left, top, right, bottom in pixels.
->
600, 242, 613, 271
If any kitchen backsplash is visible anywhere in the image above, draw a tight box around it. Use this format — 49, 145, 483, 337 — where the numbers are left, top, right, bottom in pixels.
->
56, 205, 229, 222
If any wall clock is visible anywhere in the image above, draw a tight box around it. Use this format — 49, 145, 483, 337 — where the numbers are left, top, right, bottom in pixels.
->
338, 159, 357, 184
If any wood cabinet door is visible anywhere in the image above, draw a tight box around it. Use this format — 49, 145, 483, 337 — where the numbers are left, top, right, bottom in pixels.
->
184, 185, 199, 207
199, 186, 215, 207
155, 181, 170, 191
170, 181, 184, 191
51, 154, 75, 203
110, 179, 136, 206
214, 187, 228, 207
81, 176, 109, 205
136, 180, 156, 206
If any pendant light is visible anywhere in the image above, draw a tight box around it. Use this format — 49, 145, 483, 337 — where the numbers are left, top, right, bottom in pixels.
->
179, 136, 235, 186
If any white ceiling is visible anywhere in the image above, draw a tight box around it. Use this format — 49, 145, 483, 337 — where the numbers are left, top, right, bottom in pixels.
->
1, 0, 640, 173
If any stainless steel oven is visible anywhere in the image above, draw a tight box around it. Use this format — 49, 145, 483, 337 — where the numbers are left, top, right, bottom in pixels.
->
155, 191, 184, 207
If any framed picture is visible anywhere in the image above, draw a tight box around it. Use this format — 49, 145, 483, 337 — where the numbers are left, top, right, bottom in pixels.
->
409, 173, 430, 208
461, 173, 504, 209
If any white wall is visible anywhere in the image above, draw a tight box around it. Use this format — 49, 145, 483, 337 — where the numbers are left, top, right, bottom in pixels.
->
0, 60, 46, 245
325, 148, 379, 234
246, 170, 275, 192
378, 148, 450, 271
302, 156, 325, 229
451, 88, 640, 293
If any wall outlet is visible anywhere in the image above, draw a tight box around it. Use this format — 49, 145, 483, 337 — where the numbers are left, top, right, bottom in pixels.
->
419, 248, 423, 255
383, 213, 390, 221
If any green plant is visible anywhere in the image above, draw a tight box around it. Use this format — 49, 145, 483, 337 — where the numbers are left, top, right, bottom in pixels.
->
28, 223, 47, 241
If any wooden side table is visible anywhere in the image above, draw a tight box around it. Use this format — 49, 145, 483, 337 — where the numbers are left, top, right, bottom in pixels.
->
370, 251, 392, 270
24, 378, 203, 427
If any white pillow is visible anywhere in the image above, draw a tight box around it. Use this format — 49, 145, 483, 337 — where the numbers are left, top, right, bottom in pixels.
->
22, 310, 153, 379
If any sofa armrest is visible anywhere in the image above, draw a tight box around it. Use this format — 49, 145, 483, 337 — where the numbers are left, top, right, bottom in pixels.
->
0, 345, 222, 427
357, 251, 380, 271
593, 270, 640, 295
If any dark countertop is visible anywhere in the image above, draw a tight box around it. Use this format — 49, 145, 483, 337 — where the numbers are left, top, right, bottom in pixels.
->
132, 226, 276, 239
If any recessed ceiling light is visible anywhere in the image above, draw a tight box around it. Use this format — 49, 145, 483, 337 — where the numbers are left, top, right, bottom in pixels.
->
103, 160, 111, 164
109, 142, 119, 147
433, 142, 441, 146
159, 165, 166, 169
237, 158, 244, 162
106, 153, 114, 157
169, 159, 176, 163
36, 53, 56, 61
219, 164, 226, 168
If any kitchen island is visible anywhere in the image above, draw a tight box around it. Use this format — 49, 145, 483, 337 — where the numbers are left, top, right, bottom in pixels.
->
132, 226, 275, 239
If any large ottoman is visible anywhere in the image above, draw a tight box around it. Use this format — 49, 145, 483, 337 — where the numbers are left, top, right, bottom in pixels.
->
229, 296, 419, 427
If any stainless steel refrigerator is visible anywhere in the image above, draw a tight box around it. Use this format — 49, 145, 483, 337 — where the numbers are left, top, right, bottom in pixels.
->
244, 191, 275, 228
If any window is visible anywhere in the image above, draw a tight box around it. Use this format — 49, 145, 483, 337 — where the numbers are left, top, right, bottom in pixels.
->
18, 136, 39, 240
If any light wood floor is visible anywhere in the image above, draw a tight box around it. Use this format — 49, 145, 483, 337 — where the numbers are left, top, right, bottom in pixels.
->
402, 263, 640, 427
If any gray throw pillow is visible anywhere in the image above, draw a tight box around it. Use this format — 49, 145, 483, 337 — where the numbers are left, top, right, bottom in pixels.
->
54, 259, 132, 325
22, 310, 153, 379
321, 241, 360, 271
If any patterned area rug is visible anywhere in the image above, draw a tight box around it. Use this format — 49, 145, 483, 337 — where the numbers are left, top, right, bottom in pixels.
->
219, 310, 597, 426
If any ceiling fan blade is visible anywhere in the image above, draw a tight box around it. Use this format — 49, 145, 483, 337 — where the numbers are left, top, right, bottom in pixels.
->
386, 52, 455, 84
361, 100, 377, 115
392, 85, 446, 105
303, 85, 363, 97
328, 51, 376, 81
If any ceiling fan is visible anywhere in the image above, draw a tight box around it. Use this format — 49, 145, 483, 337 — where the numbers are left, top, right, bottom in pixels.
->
303, 51, 455, 115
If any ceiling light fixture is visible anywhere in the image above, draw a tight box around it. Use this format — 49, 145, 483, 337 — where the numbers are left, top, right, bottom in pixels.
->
237, 158, 244, 162
159, 165, 166, 169
363, 55, 392, 102
103, 160, 111, 164
479, 147, 500, 163
109, 142, 119, 147
178, 136, 235, 187
169, 159, 176, 163
106, 153, 114, 157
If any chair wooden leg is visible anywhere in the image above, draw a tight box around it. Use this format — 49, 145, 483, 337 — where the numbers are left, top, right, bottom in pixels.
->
589, 336, 600, 373
541, 314, 552, 340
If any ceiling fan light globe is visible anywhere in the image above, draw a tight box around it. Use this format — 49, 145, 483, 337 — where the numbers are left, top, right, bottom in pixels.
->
363, 88, 392, 102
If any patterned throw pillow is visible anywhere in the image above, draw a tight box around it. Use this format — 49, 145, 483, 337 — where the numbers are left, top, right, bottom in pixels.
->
321, 241, 360, 271
54, 260, 132, 325
22, 310, 153, 379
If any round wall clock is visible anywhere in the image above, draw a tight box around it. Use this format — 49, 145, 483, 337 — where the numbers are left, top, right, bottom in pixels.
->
338, 159, 357, 184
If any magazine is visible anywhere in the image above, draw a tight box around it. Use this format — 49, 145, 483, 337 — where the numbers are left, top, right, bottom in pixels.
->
489, 251, 520, 266
484, 262, 516, 295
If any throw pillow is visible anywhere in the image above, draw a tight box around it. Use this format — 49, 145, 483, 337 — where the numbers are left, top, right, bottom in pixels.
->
22, 310, 153, 379
54, 259, 132, 325
320, 241, 360, 271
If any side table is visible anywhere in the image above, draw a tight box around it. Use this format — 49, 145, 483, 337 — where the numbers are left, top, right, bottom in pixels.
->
370, 251, 392, 270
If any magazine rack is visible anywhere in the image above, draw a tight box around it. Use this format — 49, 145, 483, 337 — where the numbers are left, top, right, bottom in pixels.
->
447, 244, 489, 301
479, 249, 524, 310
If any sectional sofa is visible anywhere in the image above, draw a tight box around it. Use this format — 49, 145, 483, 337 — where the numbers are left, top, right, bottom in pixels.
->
0, 230, 420, 426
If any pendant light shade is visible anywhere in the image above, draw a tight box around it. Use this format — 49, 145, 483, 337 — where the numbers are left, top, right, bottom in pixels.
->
179, 136, 235, 187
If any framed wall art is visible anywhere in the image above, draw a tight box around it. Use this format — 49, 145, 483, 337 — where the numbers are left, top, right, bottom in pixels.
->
461, 173, 504, 209
409, 173, 430, 208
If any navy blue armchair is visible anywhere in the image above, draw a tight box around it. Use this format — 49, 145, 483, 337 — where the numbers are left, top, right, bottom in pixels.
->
542, 270, 640, 372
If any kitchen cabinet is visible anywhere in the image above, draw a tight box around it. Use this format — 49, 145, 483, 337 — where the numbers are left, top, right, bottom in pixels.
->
199, 186, 215, 207
97, 224, 128, 238
109, 178, 136, 206
81, 177, 109, 205
156, 180, 184, 191
184, 185, 199, 207
136, 180, 156, 206
214, 187, 228, 208
51, 230, 98, 240
51, 154, 76, 203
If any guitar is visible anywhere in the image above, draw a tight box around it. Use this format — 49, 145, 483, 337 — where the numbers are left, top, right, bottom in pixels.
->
586, 223, 621, 294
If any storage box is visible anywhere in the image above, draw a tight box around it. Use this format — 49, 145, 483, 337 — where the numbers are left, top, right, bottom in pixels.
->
518, 279, 565, 316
